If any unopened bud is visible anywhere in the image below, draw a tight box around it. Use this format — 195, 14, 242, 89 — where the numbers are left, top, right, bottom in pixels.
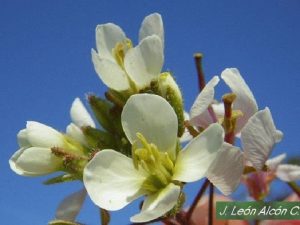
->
158, 72, 185, 137
88, 95, 114, 133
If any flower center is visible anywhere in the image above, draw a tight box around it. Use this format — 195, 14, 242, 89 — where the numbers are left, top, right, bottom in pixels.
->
132, 132, 174, 193
113, 38, 132, 69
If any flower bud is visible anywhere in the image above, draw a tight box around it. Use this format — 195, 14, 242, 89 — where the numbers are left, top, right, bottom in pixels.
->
158, 72, 184, 137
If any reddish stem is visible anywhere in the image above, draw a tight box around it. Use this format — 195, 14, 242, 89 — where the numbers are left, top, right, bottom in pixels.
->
186, 179, 210, 222
194, 53, 206, 91
208, 183, 214, 225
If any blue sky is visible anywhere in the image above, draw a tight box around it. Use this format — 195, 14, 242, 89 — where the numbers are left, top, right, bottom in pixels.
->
1, 0, 300, 224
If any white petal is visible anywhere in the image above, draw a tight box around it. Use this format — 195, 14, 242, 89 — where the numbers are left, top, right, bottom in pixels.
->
10, 147, 62, 176
180, 112, 193, 143
211, 102, 225, 119
26, 121, 64, 148
121, 94, 178, 159
266, 153, 287, 171
92, 50, 130, 91
206, 143, 244, 195
56, 189, 87, 221
70, 98, 95, 128
66, 123, 87, 146
221, 68, 258, 133
241, 108, 283, 170
276, 164, 300, 182
9, 148, 27, 175
189, 76, 220, 128
180, 131, 193, 143
139, 13, 164, 48
124, 35, 163, 89
173, 123, 224, 182
83, 150, 147, 211
95, 23, 126, 61
130, 183, 180, 223
180, 111, 193, 143
17, 129, 30, 147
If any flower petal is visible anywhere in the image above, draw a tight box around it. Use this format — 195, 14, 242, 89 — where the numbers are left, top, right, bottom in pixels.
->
56, 189, 87, 221
241, 108, 283, 170
211, 102, 225, 119
121, 94, 178, 159
266, 153, 287, 171
189, 76, 220, 128
92, 50, 130, 91
130, 183, 180, 223
221, 68, 258, 133
66, 123, 87, 146
17, 129, 30, 147
83, 150, 147, 211
70, 98, 95, 128
26, 121, 64, 148
276, 164, 300, 182
10, 147, 62, 176
180, 112, 193, 143
9, 148, 27, 175
173, 123, 224, 182
206, 143, 244, 195
124, 35, 163, 89
95, 23, 126, 61
139, 13, 164, 48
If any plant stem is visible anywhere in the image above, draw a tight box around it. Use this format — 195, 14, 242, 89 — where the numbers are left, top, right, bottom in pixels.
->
287, 182, 300, 198
208, 182, 214, 225
186, 179, 210, 222
194, 53, 206, 91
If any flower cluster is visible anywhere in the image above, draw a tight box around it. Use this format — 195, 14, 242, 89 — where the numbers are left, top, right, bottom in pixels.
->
9, 13, 300, 225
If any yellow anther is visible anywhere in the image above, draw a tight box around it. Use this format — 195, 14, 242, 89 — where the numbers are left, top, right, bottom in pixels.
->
162, 152, 174, 172
136, 133, 151, 151
135, 148, 149, 161
232, 110, 243, 120
222, 93, 237, 105
113, 38, 132, 68
133, 132, 175, 193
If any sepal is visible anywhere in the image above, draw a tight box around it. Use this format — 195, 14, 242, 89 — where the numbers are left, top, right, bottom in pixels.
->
43, 173, 79, 185
88, 95, 114, 133
48, 220, 82, 225
81, 126, 116, 150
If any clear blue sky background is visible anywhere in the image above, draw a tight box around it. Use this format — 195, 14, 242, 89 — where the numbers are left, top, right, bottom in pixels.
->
1, 0, 300, 224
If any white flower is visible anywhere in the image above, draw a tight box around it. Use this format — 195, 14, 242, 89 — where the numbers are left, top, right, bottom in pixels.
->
66, 97, 95, 146
187, 68, 283, 167
241, 107, 283, 170
266, 154, 300, 182
189, 68, 258, 134
53, 99, 93, 223
9, 121, 65, 176
83, 94, 224, 223
10, 98, 94, 177
92, 13, 164, 91
205, 107, 283, 193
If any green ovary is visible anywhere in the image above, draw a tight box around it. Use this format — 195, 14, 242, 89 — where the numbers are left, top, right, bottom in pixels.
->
132, 133, 175, 193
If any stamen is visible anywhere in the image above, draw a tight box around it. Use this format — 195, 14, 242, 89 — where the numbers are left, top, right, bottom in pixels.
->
222, 93, 237, 144
132, 132, 175, 193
